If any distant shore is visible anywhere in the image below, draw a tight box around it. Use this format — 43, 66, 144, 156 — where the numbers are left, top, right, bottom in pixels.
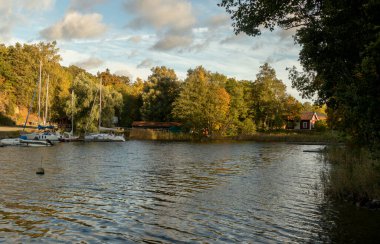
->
0, 126, 33, 139
0, 126, 342, 144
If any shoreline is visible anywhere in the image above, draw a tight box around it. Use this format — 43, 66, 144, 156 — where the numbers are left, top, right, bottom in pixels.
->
0, 126, 341, 144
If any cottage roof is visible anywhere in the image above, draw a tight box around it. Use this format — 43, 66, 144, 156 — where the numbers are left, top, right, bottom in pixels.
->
300, 112, 316, 120
132, 121, 181, 128
316, 112, 327, 120
300, 111, 328, 121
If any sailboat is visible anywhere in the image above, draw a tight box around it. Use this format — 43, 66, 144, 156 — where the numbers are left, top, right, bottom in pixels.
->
84, 78, 125, 142
22, 65, 62, 142
59, 86, 80, 142
1, 61, 57, 147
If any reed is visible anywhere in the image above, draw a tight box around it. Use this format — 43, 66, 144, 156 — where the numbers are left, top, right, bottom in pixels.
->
236, 131, 342, 143
0, 131, 20, 139
129, 128, 194, 141
322, 146, 380, 203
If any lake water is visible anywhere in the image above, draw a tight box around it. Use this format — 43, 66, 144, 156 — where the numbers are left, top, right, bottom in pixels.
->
0, 141, 379, 243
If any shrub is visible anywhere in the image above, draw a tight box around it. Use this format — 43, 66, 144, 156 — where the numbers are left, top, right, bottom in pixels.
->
240, 118, 256, 135
315, 120, 328, 132
0, 112, 16, 126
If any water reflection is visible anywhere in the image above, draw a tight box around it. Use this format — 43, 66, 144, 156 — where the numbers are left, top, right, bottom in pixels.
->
0, 141, 379, 242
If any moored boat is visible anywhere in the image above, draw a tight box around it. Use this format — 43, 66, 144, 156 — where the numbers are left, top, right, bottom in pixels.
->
0, 138, 21, 146
19, 138, 53, 147
84, 132, 125, 142
59, 132, 80, 142
84, 78, 125, 142
21, 130, 62, 142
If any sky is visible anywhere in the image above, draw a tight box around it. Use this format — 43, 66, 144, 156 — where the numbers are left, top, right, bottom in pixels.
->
0, 0, 305, 101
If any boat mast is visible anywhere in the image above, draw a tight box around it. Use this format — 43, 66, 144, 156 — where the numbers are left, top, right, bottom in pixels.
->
38, 60, 42, 125
71, 86, 74, 134
44, 74, 49, 125
99, 77, 102, 131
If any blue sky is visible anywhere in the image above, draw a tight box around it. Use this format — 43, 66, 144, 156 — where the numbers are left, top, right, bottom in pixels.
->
0, 0, 305, 100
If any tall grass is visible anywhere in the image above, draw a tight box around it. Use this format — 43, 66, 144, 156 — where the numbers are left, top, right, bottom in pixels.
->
322, 146, 380, 202
236, 130, 342, 143
129, 128, 194, 141
0, 131, 20, 139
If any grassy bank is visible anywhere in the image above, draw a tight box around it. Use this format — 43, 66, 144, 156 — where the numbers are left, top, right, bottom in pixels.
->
216, 130, 343, 144
322, 146, 380, 206
0, 126, 36, 139
0, 131, 20, 139
129, 128, 194, 141
128, 128, 342, 143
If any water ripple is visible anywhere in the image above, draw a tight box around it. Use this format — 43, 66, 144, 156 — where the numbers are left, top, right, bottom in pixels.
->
1, 141, 379, 242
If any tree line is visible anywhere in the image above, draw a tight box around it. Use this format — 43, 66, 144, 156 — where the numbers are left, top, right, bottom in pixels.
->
0, 42, 319, 135
219, 0, 379, 146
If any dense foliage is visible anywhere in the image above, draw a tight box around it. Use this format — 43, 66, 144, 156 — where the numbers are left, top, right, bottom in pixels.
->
219, 0, 380, 145
0, 41, 310, 136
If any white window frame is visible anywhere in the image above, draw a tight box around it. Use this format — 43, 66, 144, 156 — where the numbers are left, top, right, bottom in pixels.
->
302, 121, 308, 129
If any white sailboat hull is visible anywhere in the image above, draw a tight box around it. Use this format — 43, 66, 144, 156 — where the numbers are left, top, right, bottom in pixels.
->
84, 78, 125, 143
21, 132, 62, 141
84, 133, 125, 142
20, 139, 53, 147
0, 138, 21, 146
59, 132, 80, 142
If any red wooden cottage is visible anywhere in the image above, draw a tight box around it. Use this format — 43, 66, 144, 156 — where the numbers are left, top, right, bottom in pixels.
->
296, 112, 326, 130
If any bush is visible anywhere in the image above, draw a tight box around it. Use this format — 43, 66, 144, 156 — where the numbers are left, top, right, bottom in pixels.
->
240, 118, 256, 135
323, 146, 380, 202
315, 120, 328, 132
0, 112, 16, 126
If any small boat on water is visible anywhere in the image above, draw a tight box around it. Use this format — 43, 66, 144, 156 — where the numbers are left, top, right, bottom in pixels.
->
59, 132, 80, 142
84, 132, 125, 142
0, 137, 54, 147
0, 138, 21, 146
15, 61, 62, 145
21, 129, 62, 142
84, 78, 125, 142
20, 138, 53, 147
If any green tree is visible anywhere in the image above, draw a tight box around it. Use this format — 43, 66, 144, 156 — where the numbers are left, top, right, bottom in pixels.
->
172, 66, 230, 135
251, 63, 288, 130
140, 66, 180, 122
120, 77, 144, 126
219, 0, 380, 145
68, 72, 122, 132
98, 68, 130, 86
224, 77, 251, 135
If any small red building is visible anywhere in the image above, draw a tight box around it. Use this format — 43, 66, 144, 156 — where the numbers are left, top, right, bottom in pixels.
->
286, 112, 327, 130
297, 112, 326, 130
300, 112, 317, 129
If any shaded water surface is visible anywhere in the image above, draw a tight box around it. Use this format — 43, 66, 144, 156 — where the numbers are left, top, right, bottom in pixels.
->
0, 141, 379, 243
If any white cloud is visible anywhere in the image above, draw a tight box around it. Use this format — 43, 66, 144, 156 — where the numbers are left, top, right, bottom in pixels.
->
69, 0, 107, 11
40, 11, 107, 40
128, 50, 139, 58
73, 56, 104, 69
128, 35, 142, 43
0, 0, 55, 41
153, 35, 193, 51
137, 58, 155, 69
207, 14, 230, 28
220, 33, 249, 44
114, 69, 133, 80
125, 0, 195, 31
23, 0, 55, 11
125, 0, 196, 51
0, 1, 17, 41
193, 27, 208, 34
276, 27, 298, 40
